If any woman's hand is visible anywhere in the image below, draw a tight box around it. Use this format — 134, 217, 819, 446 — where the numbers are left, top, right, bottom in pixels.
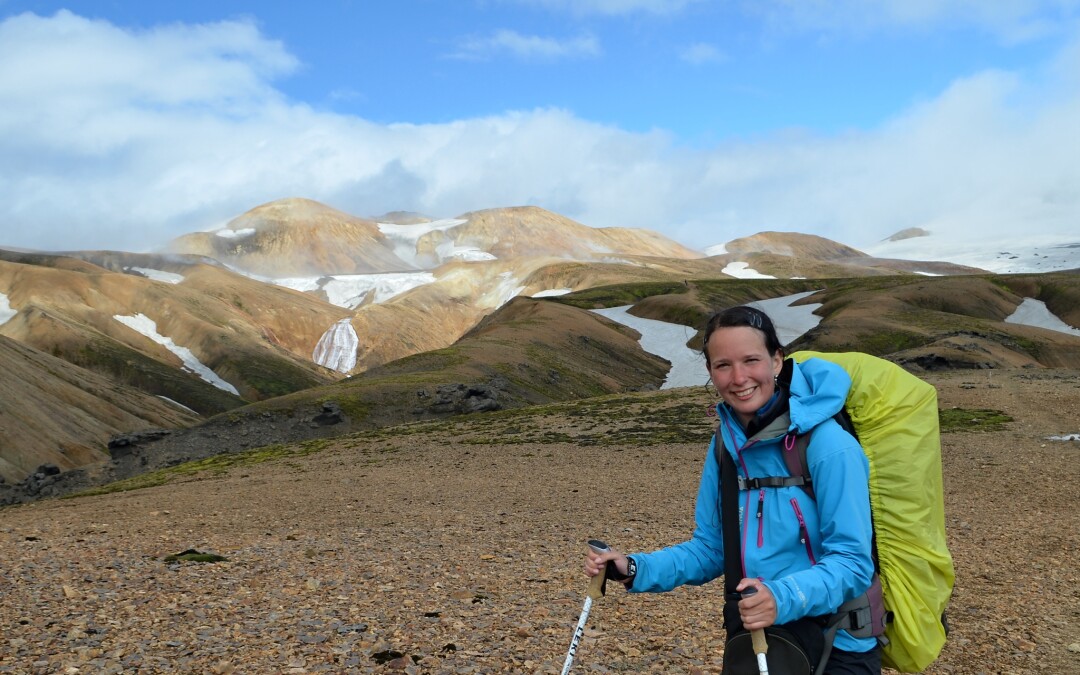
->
585, 547, 629, 580
736, 578, 777, 630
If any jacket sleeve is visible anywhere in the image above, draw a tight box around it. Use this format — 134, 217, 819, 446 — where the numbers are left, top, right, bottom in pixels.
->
764, 423, 875, 623
627, 435, 726, 593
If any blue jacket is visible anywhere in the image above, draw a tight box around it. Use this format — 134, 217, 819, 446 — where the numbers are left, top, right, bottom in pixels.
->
628, 357, 876, 653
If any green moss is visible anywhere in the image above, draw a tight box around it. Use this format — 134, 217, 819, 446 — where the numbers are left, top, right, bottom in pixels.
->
224, 351, 324, 399
939, 408, 1013, 433
69, 442, 327, 498
855, 330, 932, 356
554, 281, 689, 309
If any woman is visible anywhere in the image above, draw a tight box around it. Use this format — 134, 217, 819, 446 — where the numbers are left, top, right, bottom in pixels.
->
585, 305, 881, 674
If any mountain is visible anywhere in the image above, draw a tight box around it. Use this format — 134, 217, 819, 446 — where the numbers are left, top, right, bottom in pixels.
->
0, 249, 343, 413
863, 228, 1080, 275
168, 198, 415, 277
2, 196, 1078, 496
708, 231, 986, 276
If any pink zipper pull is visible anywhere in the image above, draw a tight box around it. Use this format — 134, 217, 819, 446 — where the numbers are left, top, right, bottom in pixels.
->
790, 497, 816, 564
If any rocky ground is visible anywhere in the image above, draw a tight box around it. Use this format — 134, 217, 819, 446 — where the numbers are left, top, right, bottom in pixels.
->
0, 368, 1078, 674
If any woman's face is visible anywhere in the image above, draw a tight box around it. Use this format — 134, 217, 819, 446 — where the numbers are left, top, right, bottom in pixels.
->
705, 326, 784, 425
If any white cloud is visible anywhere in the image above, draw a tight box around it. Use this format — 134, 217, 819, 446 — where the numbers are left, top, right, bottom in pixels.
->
0, 11, 1078, 256
449, 29, 600, 61
679, 42, 728, 65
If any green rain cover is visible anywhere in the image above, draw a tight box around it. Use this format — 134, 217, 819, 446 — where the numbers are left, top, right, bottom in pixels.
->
792, 351, 955, 672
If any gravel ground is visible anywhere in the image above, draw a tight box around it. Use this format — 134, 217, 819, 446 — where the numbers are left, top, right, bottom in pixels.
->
1, 369, 1078, 674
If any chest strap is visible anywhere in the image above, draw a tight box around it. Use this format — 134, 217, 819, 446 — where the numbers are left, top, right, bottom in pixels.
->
737, 475, 810, 491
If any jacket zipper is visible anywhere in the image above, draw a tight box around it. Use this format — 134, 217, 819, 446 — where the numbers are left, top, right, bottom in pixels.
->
756, 490, 766, 547
790, 498, 816, 564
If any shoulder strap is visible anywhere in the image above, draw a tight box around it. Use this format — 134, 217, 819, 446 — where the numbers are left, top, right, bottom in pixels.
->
782, 409, 858, 502
717, 433, 744, 635
784, 431, 815, 501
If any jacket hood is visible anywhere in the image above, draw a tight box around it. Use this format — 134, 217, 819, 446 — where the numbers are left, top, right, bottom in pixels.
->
785, 356, 852, 434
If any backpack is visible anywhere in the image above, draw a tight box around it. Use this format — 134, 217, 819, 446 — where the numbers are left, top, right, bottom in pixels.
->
786, 351, 955, 673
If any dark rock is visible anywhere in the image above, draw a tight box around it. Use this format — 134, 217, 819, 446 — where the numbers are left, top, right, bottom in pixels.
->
311, 402, 344, 426
107, 429, 172, 458
35, 464, 61, 477
428, 382, 502, 414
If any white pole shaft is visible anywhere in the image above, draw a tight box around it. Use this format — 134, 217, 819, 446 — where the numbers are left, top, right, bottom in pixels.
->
560, 595, 594, 675
756, 652, 770, 675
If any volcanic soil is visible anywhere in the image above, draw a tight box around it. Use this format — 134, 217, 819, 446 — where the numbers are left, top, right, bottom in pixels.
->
0, 368, 1078, 674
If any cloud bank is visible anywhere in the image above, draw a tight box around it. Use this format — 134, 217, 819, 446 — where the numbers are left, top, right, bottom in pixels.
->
0, 10, 1078, 254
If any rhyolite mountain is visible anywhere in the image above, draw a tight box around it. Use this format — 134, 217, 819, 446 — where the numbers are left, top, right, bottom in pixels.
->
0, 197, 1077, 496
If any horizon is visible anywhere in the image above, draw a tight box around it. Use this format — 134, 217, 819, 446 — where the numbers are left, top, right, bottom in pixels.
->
1, 2, 1079, 253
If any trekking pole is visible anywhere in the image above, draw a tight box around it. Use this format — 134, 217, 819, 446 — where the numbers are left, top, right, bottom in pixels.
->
741, 587, 770, 675
560, 539, 610, 675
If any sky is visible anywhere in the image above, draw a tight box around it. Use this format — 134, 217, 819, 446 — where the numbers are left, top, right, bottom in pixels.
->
1, 1, 1079, 254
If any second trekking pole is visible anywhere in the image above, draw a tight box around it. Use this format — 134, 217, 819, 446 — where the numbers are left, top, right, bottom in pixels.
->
560, 539, 610, 675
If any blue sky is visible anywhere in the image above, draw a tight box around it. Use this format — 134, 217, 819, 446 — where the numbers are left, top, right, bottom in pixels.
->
1, 1, 1078, 253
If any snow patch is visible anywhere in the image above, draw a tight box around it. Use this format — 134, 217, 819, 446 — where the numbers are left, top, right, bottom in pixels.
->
531, 288, 574, 298
1005, 298, 1080, 337
377, 218, 467, 267
435, 242, 498, 263
157, 395, 199, 415
479, 272, 526, 309
313, 318, 359, 373
0, 292, 16, 326
215, 228, 256, 239
125, 267, 184, 284
723, 261, 775, 279
861, 232, 1080, 274
113, 313, 239, 395
274, 272, 436, 309
592, 306, 704, 390
704, 243, 728, 256
748, 291, 823, 347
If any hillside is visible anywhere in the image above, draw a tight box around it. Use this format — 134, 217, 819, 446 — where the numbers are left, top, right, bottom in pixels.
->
0, 297, 671, 501
558, 272, 1080, 369
0, 335, 196, 483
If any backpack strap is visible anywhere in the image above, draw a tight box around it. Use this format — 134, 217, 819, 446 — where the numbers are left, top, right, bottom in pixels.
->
781, 408, 858, 501
717, 432, 745, 636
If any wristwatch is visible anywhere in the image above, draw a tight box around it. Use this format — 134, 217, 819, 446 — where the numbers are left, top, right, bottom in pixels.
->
606, 555, 637, 582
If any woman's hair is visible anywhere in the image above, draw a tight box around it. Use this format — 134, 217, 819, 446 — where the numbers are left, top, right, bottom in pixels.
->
702, 305, 783, 360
